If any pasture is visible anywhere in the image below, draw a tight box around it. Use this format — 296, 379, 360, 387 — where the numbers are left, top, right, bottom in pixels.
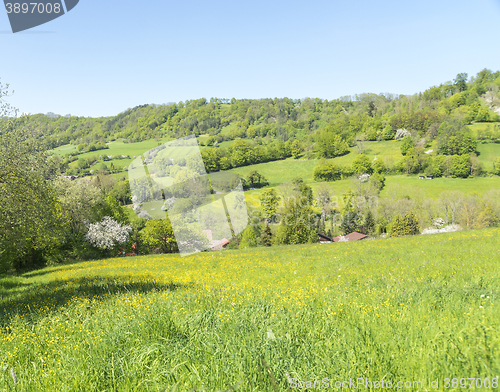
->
1, 228, 499, 390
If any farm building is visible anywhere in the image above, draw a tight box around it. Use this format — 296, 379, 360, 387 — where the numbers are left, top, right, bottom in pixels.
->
203, 230, 230, 251
318, 233, 334, 243
332, 232, 368, 242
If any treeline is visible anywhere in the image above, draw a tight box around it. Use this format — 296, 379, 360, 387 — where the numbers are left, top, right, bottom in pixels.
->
314, 151, 484, 180
2, 69, 499, 156
200, 139, 305, 171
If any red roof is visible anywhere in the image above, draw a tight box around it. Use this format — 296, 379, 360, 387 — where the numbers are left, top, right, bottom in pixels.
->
333, 232, 368, 242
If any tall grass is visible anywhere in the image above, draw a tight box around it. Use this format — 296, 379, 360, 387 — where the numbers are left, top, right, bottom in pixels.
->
1, 229, 499, 391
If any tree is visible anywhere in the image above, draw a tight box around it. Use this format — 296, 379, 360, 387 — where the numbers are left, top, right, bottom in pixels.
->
140, 218, 178, 254
339, 211, 359, 235
260, 188, 280, 221
351, 154, 373, 174
313, 159, 341, 181
369, 172, 385, 191
275, 199, 316, 245
315, 131, 349, 158
362, 210, 376, 235
372, 159, 386, 174
390, 212, 419, 236
53, 178, 106, 236
400, 136, 414, 156
85, 216, 132, 252
293, 178, 313, 206
494, 157, 500, 176
451, 154, 471, 178
454, 72, 468, 93
0, 83, 65, 271
308, 228, 318, 243
245, 170, 269, 189
390, 215, 403, 236
382, 125, 394, 140
260, 223, 272, 246
240, 226, 257, 248
402, 212, 420, 235
104, 195, 130, 225
316, 184, 332, 227
339, 189, 359, 235
291, 140, 302, 159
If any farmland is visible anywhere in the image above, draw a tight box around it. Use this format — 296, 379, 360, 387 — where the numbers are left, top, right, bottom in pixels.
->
1, 228, 499, 390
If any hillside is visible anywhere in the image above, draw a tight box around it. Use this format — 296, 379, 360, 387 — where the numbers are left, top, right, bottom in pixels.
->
1, 228, 499, 390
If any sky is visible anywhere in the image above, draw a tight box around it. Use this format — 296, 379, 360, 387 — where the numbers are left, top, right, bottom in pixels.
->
1, 0, 500, 117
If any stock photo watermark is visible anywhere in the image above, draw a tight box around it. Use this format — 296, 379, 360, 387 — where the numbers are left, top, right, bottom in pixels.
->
287, 375, 499, 390
3, 0, 78, 33
128, 135, 248, 257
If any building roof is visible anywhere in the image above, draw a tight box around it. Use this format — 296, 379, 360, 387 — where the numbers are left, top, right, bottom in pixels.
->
318, 233, 333, 242
333, 232, 368, 242
203, 230, 230, 250
210, 238, 230, 251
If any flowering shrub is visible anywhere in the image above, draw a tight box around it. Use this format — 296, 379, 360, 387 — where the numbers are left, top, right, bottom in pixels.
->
421, 224, 461, 235
137, 210, 152, 219
395, 128, 411, 139
85, 216, 132, 250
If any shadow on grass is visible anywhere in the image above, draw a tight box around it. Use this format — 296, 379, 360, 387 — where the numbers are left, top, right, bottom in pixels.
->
0, 275, 188, 326
0, 275, 31, 298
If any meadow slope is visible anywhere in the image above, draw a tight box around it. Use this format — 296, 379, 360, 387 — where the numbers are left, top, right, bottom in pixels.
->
1, 228, 499, 390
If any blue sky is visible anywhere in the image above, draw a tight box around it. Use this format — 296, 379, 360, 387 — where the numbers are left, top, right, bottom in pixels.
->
1, 0, 500, 117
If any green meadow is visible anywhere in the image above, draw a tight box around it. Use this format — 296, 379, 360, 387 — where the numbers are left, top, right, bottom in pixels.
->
52, 138, 500, 207
1, 228, 499, 391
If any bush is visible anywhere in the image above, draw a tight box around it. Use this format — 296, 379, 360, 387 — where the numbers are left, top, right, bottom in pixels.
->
390, 212, 420, 237
351, 154, 373, 174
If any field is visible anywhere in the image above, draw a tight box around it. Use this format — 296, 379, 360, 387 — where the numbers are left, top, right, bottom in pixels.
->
1, 229, 499, 391
52, 138, 500, 207
52, 139, 170, 159
477, 143, 500, 171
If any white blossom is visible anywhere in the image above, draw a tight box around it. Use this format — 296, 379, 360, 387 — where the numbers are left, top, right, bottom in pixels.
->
137, 210, 152, 219
421, 224, 461, 235
395, 128, 411, 139
161, 197, 176, 211
85, 216, 132, 250
358, 173, 371, 182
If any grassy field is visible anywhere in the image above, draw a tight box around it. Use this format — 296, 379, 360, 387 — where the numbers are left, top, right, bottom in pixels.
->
239, 172, 500, 207
230, 158, 318, 187
53, 137, 500, 207
380, 175, 500, 198
468, 122, 500, 138
52, 139, 170, 158
0, 228, 499, 391
477, 143, 500, 171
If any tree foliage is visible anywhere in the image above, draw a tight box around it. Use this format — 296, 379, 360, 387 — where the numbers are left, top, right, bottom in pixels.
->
140, 218, 178, 254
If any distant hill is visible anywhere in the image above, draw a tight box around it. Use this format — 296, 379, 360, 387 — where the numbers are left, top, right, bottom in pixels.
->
2, 68, 499, 154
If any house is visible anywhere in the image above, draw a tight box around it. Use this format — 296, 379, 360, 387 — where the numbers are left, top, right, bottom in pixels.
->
202, 230, 230, 251
426, 175, 434, 179
318, 233, 334, 243
210, 238, 230, 251
332, 232, 368, 242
